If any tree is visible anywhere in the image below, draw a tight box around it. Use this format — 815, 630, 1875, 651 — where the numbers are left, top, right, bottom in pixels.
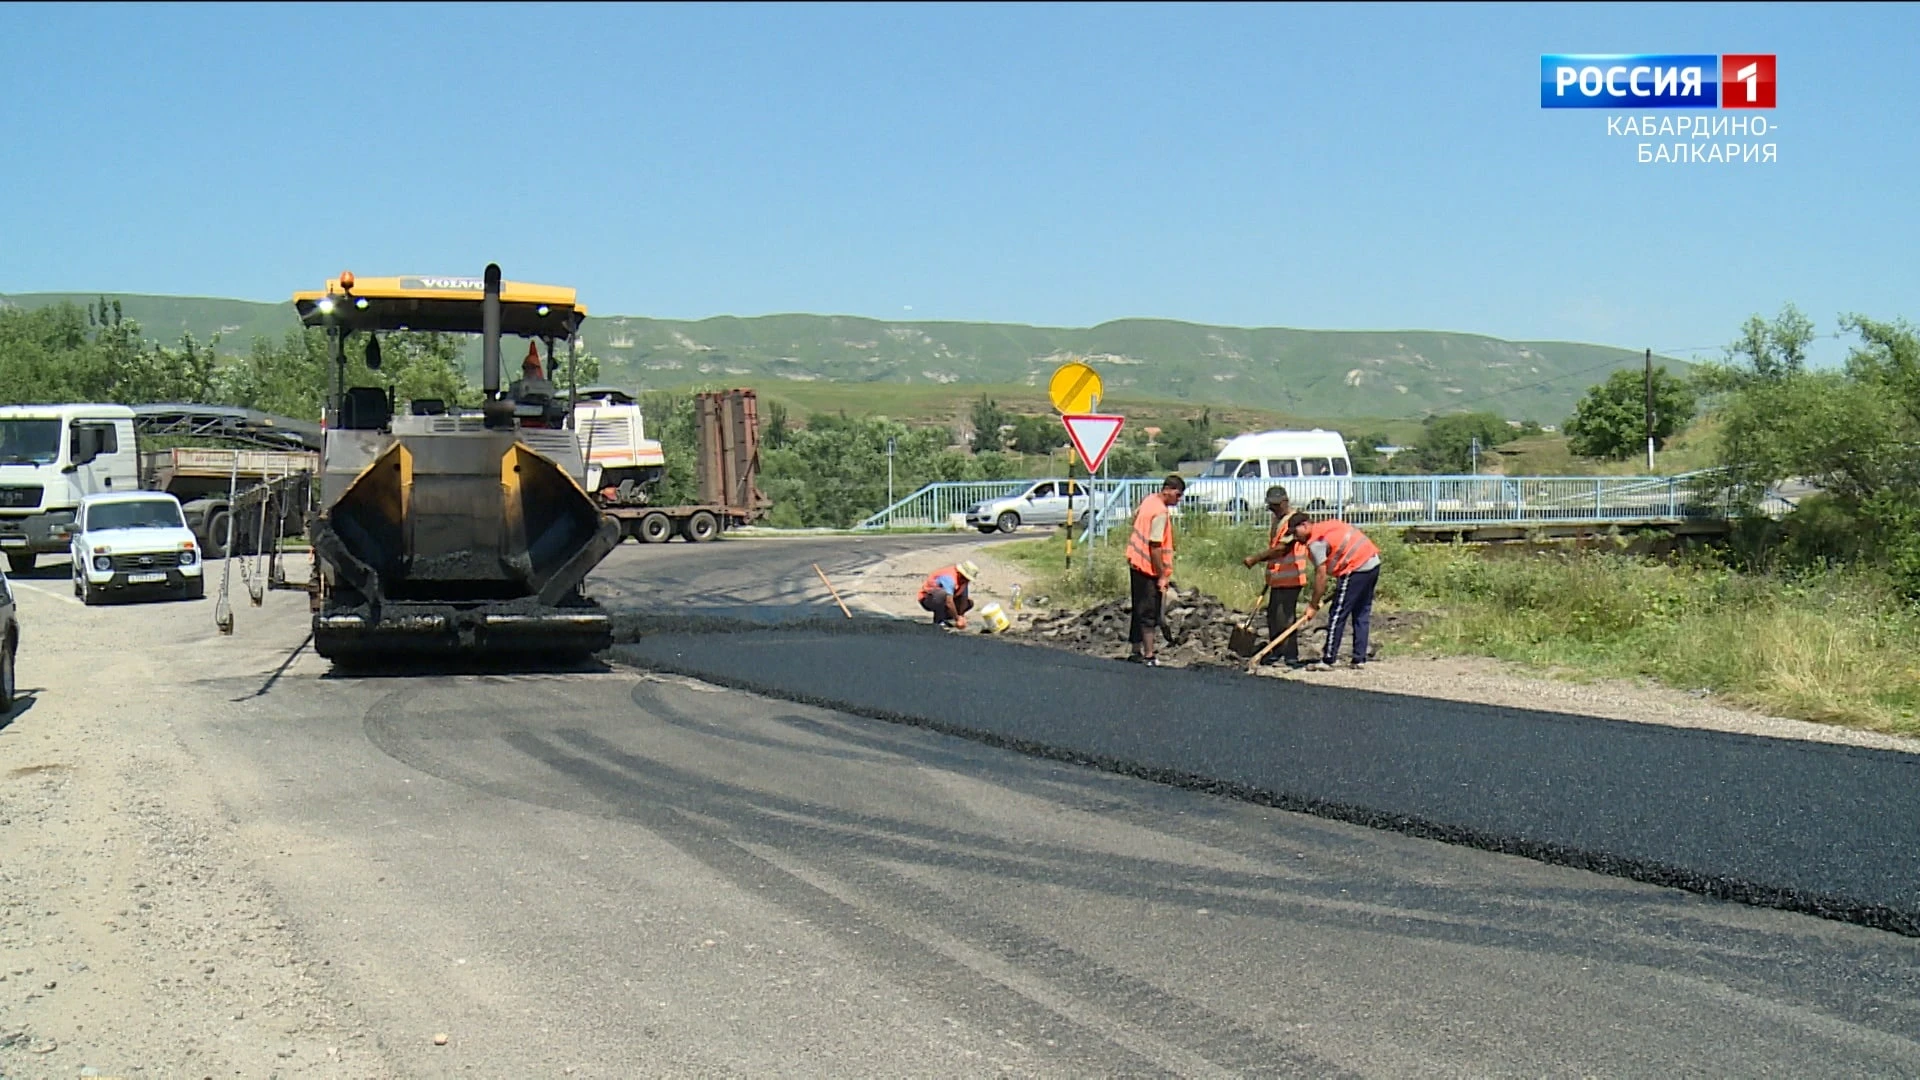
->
1346, 431, 1392, 475
1009, 413, 1060, 455
1728, 303, 1815, 383
1102, 435, 1162, 478
1155, 408, 1215, 470
969, 394, 1008, 452
1563, 367, 1697, 459
1411, 411, 1514, 473
1702, 307, 1920, 591
763, 399, 791, 450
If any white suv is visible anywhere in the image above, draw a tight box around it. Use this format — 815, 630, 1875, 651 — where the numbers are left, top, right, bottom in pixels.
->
70, 492, 204, 605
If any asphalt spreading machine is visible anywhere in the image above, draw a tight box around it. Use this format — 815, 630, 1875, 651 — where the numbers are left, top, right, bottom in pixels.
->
292, 266, 621, 665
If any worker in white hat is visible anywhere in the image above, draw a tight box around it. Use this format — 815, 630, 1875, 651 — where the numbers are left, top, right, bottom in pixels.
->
916, 559, 981, 629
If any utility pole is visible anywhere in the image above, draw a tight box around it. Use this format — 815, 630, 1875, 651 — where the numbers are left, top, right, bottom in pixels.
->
1644, 347, 1656, 472
886, 437, 896, 510
1470, 435, 1480, 476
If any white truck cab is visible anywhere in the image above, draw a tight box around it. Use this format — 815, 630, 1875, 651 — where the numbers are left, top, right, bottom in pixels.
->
0, 404, 140, 573
569, 386, 667, 503
1188, 429, 1353, 513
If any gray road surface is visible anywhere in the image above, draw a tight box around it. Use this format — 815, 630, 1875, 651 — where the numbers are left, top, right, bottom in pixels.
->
14, 536, 1917, 1077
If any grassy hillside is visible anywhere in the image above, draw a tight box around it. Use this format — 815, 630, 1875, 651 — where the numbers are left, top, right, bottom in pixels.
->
0, 291, 1687, 425
0, 292, 298, 352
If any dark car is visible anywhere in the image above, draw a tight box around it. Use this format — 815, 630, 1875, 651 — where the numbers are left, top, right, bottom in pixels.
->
0, 565, 16, 713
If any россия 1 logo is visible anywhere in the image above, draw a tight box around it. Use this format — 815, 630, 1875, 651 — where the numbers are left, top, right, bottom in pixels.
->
1540, 54, 1775, 109
1542, 54, 1777, 164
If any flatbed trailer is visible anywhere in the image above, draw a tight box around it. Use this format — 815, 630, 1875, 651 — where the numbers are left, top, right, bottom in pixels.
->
604, 502, 759, 543
140, 446, 316, 556
591, 389, 771, 542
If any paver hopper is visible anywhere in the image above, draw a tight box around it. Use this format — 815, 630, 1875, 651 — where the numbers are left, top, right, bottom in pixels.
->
292, 265, 621, 664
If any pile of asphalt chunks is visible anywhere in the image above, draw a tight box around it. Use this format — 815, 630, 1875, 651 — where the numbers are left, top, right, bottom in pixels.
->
1015, 586, 1325, 666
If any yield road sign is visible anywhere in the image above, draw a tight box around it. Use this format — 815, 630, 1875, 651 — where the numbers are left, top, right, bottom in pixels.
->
1061, 413, 1125, 473
1048, 361, 1103, 415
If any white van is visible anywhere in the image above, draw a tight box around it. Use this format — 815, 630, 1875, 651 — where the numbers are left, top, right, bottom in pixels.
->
1188, 429, 1353, 513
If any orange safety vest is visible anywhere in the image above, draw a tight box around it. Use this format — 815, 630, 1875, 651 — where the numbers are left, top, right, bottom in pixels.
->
1266, 521, 1308, 589
1125, 496, 1175, 580
918, 566, 967, 601
1305, 518, 1380, 578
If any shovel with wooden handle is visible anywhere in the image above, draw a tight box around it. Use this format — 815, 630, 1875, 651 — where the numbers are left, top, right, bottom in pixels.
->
1246, 609, 1314, 673
1227, 585, 1271, 658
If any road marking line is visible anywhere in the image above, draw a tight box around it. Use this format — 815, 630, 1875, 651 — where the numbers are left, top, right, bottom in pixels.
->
11, 579, 82, 607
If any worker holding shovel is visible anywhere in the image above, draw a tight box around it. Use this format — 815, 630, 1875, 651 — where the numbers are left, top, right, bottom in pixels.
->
1295, 515, 1383, 669
1242, 493, 1311, 668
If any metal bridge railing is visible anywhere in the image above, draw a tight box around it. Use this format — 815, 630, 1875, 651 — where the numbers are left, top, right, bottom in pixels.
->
858, 472, 1756, 535
855, 480, 1038, 530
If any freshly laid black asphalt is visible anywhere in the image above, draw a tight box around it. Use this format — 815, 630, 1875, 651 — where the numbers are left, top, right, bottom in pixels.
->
616, 618, 1920, 936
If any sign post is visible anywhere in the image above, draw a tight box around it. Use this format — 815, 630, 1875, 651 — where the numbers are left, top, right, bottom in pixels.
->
1060, 410, 1125, 576
1049, 362, 1105, 574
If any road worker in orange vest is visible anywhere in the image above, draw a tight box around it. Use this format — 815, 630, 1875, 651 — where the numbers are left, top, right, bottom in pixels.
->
510, 342, 560, 428
917, 560, 980, 630
1124, 474, 1186, 666
1242, 488, 1310, 667
1292, 514, 1382, 668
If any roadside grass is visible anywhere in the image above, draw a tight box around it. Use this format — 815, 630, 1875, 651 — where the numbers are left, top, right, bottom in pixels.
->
1005, 515, 1920, 735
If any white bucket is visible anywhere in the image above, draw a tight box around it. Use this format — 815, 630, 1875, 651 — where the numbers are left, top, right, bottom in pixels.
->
978, 601, 1010, 633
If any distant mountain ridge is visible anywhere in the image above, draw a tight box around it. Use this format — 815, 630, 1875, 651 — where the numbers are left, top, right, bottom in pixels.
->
0, 291, 1688, 423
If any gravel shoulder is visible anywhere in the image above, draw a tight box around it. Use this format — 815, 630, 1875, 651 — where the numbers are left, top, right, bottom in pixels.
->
0, 561, 397, 1079
846, 537, 1920, 756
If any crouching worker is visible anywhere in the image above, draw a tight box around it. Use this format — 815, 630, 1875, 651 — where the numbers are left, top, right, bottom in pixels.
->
918, 560, 980, 629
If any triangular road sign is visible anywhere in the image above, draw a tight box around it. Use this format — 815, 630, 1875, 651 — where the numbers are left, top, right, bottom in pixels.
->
1061, 413, 1125, 473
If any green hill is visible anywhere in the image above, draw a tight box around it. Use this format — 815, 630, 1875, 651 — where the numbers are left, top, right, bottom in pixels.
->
0, 291, 1688, 424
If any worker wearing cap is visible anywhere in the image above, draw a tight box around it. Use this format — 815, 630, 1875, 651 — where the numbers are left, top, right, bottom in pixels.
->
1242, 488, 1309, 667
1291, 515, 1382, 668
918, 560, 979, 629
1124, 474, 1185, 666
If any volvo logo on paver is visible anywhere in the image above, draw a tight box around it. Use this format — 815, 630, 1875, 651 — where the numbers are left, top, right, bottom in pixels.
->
400, 277, 486, 291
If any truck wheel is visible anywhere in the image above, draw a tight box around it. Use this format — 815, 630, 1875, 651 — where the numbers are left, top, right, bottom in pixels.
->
81, 580, 102, 606
995, 511, 1020, 534
639, 513, 674, 544
202, 509, 232, 559
5, 553, 35, 575
685, 511, 719, 543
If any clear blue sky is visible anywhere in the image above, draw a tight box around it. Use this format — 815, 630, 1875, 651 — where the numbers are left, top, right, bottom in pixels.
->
3, 2, 1913, 366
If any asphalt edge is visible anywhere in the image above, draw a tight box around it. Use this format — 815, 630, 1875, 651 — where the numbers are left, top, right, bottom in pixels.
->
608, 640, 1920, 940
